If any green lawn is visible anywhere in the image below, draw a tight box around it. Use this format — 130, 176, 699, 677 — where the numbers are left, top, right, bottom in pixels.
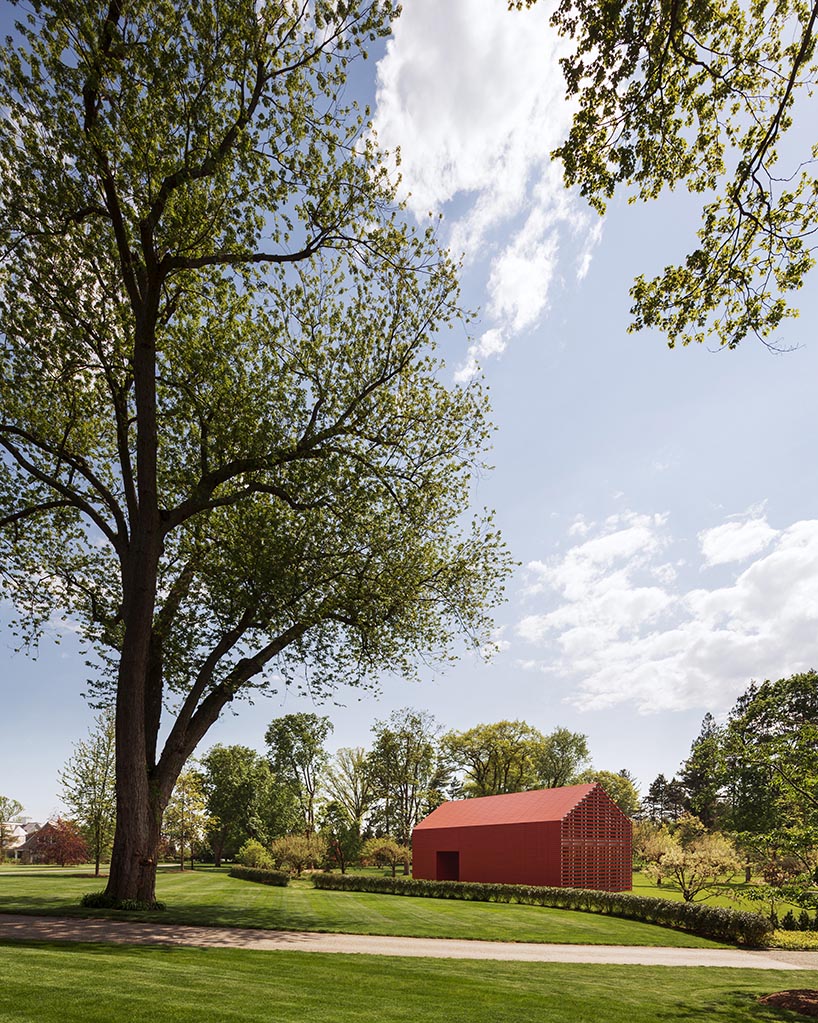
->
0, 866, 729, 948
0, 942, 814, 1023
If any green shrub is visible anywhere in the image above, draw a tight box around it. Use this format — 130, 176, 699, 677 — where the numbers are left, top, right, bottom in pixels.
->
235, 839, 274, 870
311, 874, 772, 946
80, 891, 166, 911
780, 910, 797, 930
228, 865, 289, 887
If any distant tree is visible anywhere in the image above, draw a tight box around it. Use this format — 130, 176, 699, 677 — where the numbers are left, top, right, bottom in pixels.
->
642, 774, 687, 823
723, 671, 818, 889
362, 836, 411, 878
576, 769, 640, 817
265, 714, 333, 834
323, 747, 375, 830
319, 801, 361, 874
59, 710, 116, 876
679, 714, 724, 829
532, 728, 590, 789
368, 709, 447, 851
725, 672, 818, 821
634, 821, 676, 885
0, 796, 24, 859
270, 833, 326, 876
200, 744, 279, 866
442, 720, 540, 796
30, 818, 89, 866
673, 811, 707, 848
655, 832, 742, 903
163, 769, 210, 871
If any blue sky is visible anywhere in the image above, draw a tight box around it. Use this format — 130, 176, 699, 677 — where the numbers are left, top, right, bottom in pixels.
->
3, 0, 818, 821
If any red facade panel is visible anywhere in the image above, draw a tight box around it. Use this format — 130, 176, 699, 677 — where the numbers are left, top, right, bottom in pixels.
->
412, 783, 632, 892
413, 821, 562, 886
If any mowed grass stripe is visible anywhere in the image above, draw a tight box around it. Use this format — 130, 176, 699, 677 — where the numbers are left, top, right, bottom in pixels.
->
0, 942, 812, 1023
0, 867, 727, 948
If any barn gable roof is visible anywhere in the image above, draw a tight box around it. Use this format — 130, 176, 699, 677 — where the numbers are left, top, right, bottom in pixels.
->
414, 783, 601, 830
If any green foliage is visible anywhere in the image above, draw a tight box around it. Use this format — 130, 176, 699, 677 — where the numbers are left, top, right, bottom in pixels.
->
319, 801, 362, 874
641, 773, 687, 823
367, 709, 447, 844
312, 873, 772, 946
201, 745, 286, 864
0, 796, 24, 858
442, 720, 539, 796
228, 865, 289, 886
236, 839, 274, 870
163, 769, 211, 870
59, 710, 116, 876
516, 0, 818, 348
265, 714, 332, 833
323, 747, 375, 828
270, 833, 326, 875
652, 830, 742, 903
576, 769, 640, 817
441, 720, 590, 798
724, 671, 818, 889
361, 836, 411, 877
679, 714, 725, 829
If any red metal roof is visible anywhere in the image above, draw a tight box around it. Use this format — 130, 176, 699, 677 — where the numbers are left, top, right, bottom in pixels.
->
414, 784, 598, 830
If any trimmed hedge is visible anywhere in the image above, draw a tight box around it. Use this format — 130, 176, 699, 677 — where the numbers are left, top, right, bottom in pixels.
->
228, 865, 289, 887
312, 873, 772, 947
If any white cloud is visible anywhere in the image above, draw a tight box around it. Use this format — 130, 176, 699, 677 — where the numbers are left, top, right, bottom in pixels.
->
373, 1, 600, 380
699, 515, 779, 567
515, 512, 818, 714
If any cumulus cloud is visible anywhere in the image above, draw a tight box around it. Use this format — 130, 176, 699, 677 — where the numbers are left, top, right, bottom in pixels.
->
373, 0, 600, 380
699, 514, 779, 567
515, 512, 818, 714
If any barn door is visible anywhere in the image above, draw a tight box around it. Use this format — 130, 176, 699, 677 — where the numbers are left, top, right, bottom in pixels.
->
436, 850, 460, 881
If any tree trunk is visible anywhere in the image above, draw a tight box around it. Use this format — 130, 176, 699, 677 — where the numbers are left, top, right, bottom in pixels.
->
106, 787, 163, 902
105, 562, 164, 904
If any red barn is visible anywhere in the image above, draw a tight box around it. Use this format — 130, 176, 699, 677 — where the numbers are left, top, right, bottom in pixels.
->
412, 783, 632, 891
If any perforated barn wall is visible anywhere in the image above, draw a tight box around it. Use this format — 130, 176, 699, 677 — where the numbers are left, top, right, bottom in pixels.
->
560, 785, 632, 891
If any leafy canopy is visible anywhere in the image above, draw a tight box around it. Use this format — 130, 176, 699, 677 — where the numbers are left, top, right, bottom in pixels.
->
0, 0, 508, 756
515, 0, 818, 348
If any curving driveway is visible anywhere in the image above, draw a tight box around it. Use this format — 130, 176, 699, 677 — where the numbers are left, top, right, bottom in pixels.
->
0, 913, 816, 970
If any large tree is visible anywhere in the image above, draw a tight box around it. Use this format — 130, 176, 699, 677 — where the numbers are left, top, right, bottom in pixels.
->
0, 796, 23, 859
0, 1, 508, 904
679, 713, 725, 830
200, 744, 284, 866
576, 768, 640, 817
265, 713, 332, 834
368, 708, 447, 847
323, 746, 375, 830
724, 671, 818, 874
442, 720, 541, 797
59, 709, 117, 876
517, 0, 817, 349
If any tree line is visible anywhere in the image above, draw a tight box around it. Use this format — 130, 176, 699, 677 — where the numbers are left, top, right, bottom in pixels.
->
2, 707, 633, 874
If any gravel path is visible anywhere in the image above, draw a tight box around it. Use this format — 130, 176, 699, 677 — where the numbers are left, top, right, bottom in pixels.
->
0, 914, 816, 970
